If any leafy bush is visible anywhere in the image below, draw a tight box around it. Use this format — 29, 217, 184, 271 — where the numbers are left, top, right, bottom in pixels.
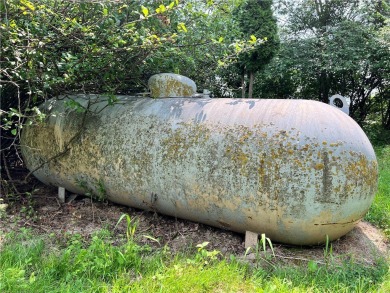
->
0, 1, 181, 141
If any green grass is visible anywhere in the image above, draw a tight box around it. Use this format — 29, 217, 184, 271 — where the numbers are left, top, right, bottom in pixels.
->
365, 146, 390, 237
0, 227, 389, 293
364, 128, 390, 238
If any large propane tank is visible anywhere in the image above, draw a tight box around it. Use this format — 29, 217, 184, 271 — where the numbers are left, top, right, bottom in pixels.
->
21, 96, 378, 245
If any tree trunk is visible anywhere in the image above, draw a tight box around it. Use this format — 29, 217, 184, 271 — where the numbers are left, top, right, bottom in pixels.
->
318, 70, 330, 103
248, 71, 254, 99
241, 73, 246, 99
384, 104, 390, 130
381, 91, 390, 130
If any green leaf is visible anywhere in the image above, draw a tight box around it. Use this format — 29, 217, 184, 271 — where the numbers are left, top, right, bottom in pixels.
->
156, 4, 166, 14
307, 260, 318, 273
250, 35, 257, 42
196, 241, 209, 250
177, 22, 187, 33
143, 235, 160, 244
20, 0, 35, 11
141, 5, 149, 17
29, 272, 36, 284
11, 129, 17, 135
207, 0, 214, 6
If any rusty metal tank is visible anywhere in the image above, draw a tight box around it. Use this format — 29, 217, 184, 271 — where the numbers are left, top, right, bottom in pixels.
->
21, 96, 378, 245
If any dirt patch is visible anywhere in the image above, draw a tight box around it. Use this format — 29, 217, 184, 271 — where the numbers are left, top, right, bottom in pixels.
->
1, 176, 388, 267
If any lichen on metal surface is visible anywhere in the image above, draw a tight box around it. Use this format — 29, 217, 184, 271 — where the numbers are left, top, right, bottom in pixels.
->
20, 96, 378, 245
148, 73, 197, 98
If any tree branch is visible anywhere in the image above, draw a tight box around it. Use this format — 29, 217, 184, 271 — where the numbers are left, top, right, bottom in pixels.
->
24, 100, 91, 181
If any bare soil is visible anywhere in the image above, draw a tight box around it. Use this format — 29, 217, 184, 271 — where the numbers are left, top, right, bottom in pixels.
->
1, 174, 388, 267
